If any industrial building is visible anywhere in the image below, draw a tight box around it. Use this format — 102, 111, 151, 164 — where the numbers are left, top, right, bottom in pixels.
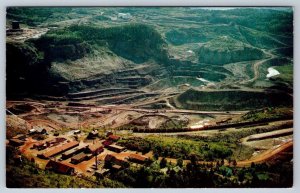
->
9, 138, 25, 146
45, 160, 75, 175
94, 168, 110, 179
108, 135, 121, 141
70, 152, 92, 164
106, 144, 125, 153
61, 146, 87, 160
87, 130, 98, 139
37, 141, 79, 159
104, 154, 129, 170
85, 143, 104, 155
128, 154, 149, 164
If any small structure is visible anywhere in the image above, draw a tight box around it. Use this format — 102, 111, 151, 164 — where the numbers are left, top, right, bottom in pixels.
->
61, 146, 87, 160
37, 141, 79, 159
29, 127, 47, 135
73, 130, 81, 135
29, 128, 36, 134
104, 154, 128, 169
9, 139, 25, 146
106, 144, 125, 153
6, 21, 23, 34
102, 140, 113, 147
45, 160, 75, 175
12, 21, 20, 30
94, 168, 110, 179
106, 132, 113, 137
128, 154, 149, 164
108, 135, 120, 142
50, 137, 67, 146
87, 129, 99, 139
12, 134, 26, 141
85, 143, 104, 155
32, 142, 49, 150
112, 164, 122, 171
32, 137, 66, 151
70, 152, 92, 164
36, 127, 47, 134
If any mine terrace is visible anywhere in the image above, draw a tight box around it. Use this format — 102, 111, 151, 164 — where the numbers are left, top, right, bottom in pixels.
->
6, 7, 293, 188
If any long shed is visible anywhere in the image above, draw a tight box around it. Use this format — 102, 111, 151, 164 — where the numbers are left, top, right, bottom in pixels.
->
38, 141, 79, 159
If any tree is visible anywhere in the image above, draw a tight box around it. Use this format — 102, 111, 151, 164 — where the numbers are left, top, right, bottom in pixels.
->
177, 158, 183, 167
221, 159, 225, 166
238, 168, 246, 182
227, 158, 232, 166
232, 159, 237, 167
153, 153, 159, 160
160, 157, 167, 168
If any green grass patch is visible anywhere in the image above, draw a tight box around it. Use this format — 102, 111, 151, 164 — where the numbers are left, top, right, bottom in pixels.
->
118, 136, 233, 161
241, 107, 293, 122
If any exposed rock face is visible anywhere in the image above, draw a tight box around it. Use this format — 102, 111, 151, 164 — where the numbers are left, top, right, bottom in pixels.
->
174, 88, 293, 111
6, 24, 170, 97
198, 36, 265, 65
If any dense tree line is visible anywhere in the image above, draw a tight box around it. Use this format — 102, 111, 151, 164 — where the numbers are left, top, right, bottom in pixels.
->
118, 136, 233, 161
35, 24, 168, 63
110, 156, 292, 188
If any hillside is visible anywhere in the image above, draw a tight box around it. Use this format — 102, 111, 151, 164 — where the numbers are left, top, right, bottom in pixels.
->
174, 88, 293, 111
7, 24, 169, 96
5, 7, 294, 189
198, 36, 265, 65
6, 7, 293, 98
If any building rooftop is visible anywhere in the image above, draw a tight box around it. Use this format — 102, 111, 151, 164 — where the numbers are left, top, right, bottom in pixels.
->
12, 134, 26, 139
41, 141, 79, 158
112, 164, 122, 170
128, 154, 149, 162
108, 135, 120, 141
108, 144, 125, 150
87, 143, 103, 152
45, 160, 74, 174
71, 152, 89, 161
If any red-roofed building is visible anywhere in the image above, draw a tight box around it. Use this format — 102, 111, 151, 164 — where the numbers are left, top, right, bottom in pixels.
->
61, 146, 87, 160
107, 144, 125, 153
128, 154, 149, 164
104, 154, 129, 170
70, 152, 92, 164
45, 160, 75, 175
102, 140, 113, 147
37, 141, 79, 159
108, 135, 120, 141
85, 143, 104, 155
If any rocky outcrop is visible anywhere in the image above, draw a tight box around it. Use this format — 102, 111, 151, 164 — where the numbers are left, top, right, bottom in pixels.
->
198, 36, 265, 65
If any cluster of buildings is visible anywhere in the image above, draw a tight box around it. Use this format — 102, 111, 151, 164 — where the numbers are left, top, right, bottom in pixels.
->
8, 126, 150, 178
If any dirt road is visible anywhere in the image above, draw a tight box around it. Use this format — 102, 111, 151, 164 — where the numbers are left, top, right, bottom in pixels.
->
158, 140, 293, 167
241, 49, 276, 84
236, 139, 292, 167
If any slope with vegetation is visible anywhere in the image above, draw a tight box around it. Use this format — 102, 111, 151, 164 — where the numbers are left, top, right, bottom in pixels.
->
198, 36, 265, 65
173, 88, 293, 111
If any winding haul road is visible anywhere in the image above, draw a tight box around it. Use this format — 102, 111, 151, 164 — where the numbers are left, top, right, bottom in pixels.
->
236, 139, 293, 167
241, 49, 276, 84
77, 105, 248, 115
158, 139, 293, 167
